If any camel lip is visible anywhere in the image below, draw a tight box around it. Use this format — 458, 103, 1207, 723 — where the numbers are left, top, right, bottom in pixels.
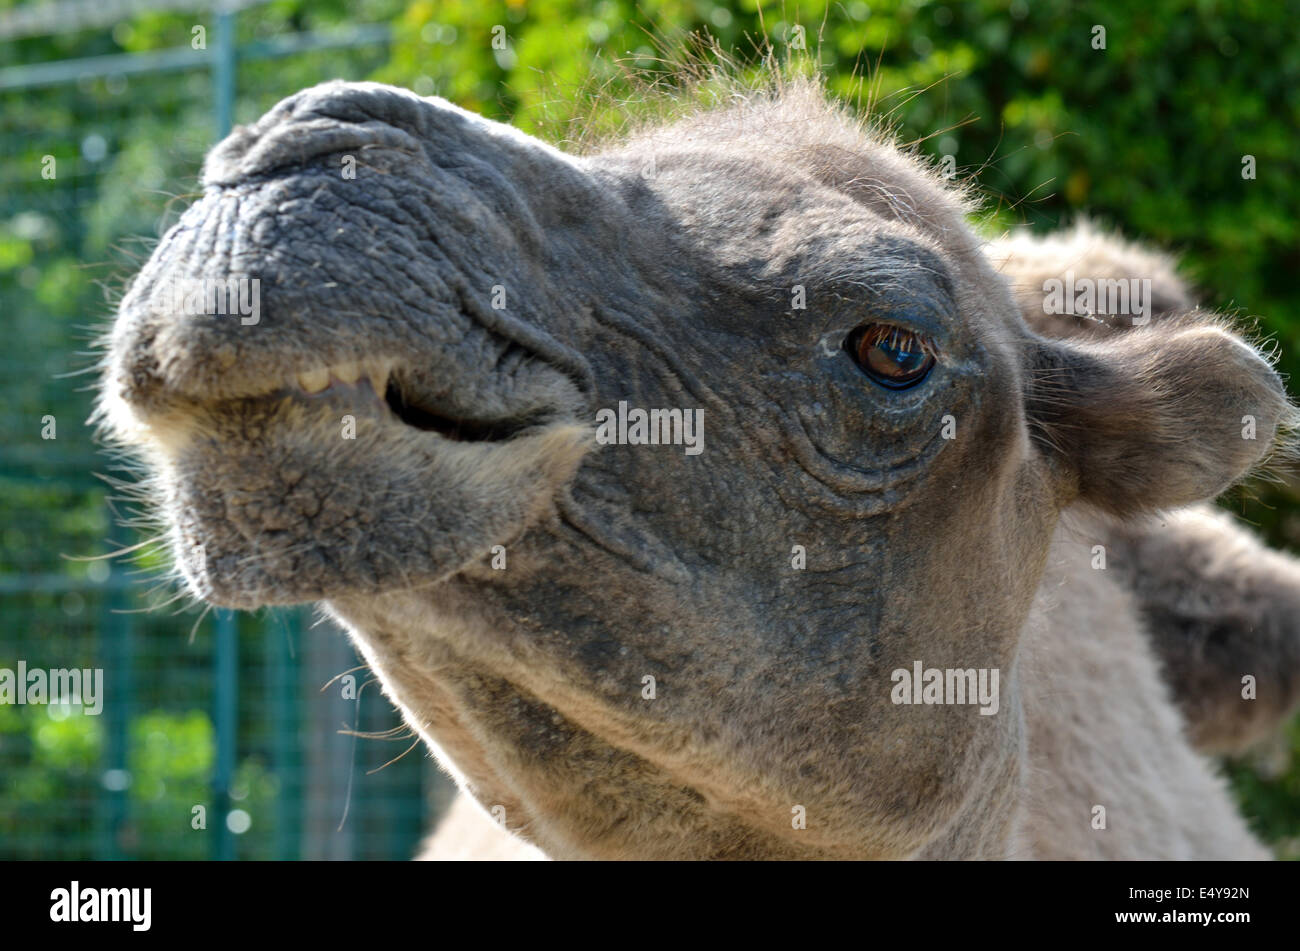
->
102, 341, 573, 461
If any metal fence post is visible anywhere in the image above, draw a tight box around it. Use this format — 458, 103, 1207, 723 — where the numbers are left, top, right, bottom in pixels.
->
213, 5, 235, 138
212, 608, 238, 860
97, 511, 131, 859
271, 608, 301, 860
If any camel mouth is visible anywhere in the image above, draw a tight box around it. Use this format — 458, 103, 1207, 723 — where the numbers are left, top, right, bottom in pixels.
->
381, 378, 544, 443
132, 352, 589, 608
221, 357, 545, 444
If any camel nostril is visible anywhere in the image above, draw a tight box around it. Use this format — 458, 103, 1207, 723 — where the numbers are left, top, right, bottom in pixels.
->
203, 81, 429, 187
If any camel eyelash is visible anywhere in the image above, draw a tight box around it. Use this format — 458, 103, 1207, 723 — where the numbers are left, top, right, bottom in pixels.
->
853, 323, 939, 358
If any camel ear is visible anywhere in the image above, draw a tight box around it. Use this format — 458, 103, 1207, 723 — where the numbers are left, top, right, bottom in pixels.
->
1026, 322, 1293, 516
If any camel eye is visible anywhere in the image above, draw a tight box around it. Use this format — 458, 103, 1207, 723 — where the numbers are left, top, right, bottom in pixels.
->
845, 324, 936, 389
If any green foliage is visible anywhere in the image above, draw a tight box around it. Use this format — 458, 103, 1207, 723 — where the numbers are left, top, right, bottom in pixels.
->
129, 710, 213, 799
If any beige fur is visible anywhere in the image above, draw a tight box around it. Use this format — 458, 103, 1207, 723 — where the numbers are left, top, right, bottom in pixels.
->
1017, 515, 1266, 859
418, 793, 547, 861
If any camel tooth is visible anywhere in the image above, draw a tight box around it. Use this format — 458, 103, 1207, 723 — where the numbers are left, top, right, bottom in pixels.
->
297, 367, 330, 393
334, 361, 360, 384
368, 363, 390, 397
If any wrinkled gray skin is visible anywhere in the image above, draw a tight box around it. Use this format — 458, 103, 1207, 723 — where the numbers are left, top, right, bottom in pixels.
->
103, 81, 1294, 859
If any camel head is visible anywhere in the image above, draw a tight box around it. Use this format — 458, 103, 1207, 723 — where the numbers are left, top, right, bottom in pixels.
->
101, 80, 1290, 858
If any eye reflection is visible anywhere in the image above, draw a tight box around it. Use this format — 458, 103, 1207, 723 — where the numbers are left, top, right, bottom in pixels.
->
844, 324, 937, 389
